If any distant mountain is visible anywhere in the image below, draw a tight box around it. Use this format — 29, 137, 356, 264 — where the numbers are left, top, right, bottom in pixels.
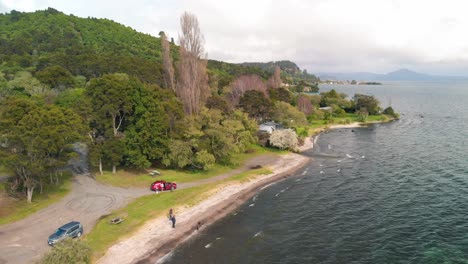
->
318, 69, 467, 81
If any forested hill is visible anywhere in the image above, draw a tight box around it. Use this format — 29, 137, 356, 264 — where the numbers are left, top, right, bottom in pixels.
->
240, 60, 320, 84
0, 8, 175, 84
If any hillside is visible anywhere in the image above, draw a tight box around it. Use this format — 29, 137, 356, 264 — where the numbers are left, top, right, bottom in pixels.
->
240, 60, 320, 84
0, 8, 173, 84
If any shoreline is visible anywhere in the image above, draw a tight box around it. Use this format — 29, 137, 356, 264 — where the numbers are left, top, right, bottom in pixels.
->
98, 153, 311, 264
96, 119, 395, 264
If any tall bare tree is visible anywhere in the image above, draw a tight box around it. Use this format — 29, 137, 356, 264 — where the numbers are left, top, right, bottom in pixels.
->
268, 66, 283, 89
161, 32, 175, 91
229, 74, 267, 106
297, 94, 313, 115
176, 12, 209, 115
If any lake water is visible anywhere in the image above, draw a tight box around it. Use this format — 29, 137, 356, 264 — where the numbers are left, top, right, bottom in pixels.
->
165, 81, 468, 264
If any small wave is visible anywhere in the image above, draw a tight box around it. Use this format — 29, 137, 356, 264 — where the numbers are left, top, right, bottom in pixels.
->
253, 231, 263, 238
260, 182, 276, 190
155, 251, 174, 264
361, 156, 365, 159
346, 154, 353, 158
252, 194, 258, 202
320, 170, 324, 174
295, 178, 301, 182
249, 203, 255, 207
337, 160, 342, 163
319, 164, 323, 167
216, 237, 222, 240
205, 243, 213, 248
337, 168, 341, 172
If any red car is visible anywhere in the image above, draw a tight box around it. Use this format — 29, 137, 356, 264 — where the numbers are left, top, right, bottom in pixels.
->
151, 180, 177, 192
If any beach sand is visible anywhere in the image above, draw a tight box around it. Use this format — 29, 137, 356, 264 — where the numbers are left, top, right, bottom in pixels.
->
97, 142, 313, 264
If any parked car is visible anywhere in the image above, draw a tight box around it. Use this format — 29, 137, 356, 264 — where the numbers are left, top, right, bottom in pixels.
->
48, 221, 83, 246
151, 180, 177, 192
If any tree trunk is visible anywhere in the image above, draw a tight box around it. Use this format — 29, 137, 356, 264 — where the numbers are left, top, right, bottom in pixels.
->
99, 158, 103, 175
112, 165, 116, 174
27, 186, 35, 203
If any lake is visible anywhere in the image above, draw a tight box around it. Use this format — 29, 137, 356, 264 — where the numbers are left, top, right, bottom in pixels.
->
165, 81, 468, 264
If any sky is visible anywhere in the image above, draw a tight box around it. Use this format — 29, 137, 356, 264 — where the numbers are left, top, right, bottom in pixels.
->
2, 0, 468, 76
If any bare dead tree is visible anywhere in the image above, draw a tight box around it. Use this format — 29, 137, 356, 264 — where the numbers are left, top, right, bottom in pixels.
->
268, 66, 283, 89
176, 12, 209, 115
161, 33, 175, 91
229, 74, 268, 106
297, 94, 313, 115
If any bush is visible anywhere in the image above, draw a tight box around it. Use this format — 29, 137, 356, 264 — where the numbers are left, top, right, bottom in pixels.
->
383, 106, 399, 118
269, 129, 299, 152
40, 238, 92, 264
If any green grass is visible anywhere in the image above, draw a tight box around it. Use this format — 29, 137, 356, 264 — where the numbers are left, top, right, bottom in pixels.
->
95, 145, 285, 188
306, 114, 394, 135
85, 168, 271, 260
0, 172, 73, 225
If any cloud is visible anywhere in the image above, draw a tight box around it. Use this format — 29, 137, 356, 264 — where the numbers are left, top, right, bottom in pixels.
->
2, 0, 468, 75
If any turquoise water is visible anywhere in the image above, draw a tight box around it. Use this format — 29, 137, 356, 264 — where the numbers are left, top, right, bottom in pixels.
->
165, 81, 468, 264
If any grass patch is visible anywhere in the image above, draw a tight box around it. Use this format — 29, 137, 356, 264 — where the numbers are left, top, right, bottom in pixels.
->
0, 165, 9, 175
307, 113, 394, 135
86, 168, 271, 260
0, 172, 73, 225
95, 145, 284, 188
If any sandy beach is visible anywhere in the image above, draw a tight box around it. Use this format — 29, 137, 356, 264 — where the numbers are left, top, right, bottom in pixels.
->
97, 139, 314, 264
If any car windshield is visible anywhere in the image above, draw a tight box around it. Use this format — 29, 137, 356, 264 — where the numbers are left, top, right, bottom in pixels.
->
55, 228, 66, 236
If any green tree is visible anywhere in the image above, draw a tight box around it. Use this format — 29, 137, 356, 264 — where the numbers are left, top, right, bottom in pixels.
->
0, 98, 84, 202
35, 65, 75, 89
353, 94, 381, 115
273, 101, 308, 128
238, 90, 274, 121
40, 238, 92, 264
87, 73, 136, 173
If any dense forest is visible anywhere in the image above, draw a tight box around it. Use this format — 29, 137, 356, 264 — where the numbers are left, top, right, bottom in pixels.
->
0, 8, 395, 202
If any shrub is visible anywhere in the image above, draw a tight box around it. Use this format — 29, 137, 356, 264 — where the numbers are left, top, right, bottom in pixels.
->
269, 129, 299, 152
40, 238, 92, 264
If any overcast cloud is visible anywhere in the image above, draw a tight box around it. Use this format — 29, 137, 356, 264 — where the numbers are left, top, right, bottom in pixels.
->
2, 0, 468, 75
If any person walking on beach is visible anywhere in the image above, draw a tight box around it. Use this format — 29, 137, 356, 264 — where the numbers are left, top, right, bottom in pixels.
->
168, 208, 173, 219
171, 215, 176, 228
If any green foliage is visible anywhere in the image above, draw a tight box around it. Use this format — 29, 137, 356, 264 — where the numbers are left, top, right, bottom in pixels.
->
0, 9, 166, 85
273, 101, 308, 128
353, 93, 381, 115
383, 106, 399, 118
356, 109, 369, 122
320, 89, 353, 110
0, 98, 85, 201
35, 66, 75, 89
240, 60, 320, 85
238, 90, 274, 121
40, 238, 92, 264
268, 87, 292, 103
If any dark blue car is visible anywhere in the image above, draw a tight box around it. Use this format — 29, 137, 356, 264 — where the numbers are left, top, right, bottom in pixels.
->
48, 221, 83, 246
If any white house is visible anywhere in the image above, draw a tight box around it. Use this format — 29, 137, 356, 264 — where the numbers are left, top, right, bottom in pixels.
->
259, 122, 283, 134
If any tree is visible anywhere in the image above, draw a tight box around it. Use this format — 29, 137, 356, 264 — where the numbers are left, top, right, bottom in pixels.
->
268, 87, 291, 103
273, 101, 308, 128
176, 12, 209, 115
0, 98, 84, 202
297, 94, 313, 115
383, 106, 398, 118
87, 73, 136, 173
353, 93, 380, 115
40, 238, 92, 264
269, 129, 299, 151
267, 66, 282, 89
35, 65, 75, 89
161, 32, 175, 91
238, 90, 274, 121
228, 74, 267, 106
